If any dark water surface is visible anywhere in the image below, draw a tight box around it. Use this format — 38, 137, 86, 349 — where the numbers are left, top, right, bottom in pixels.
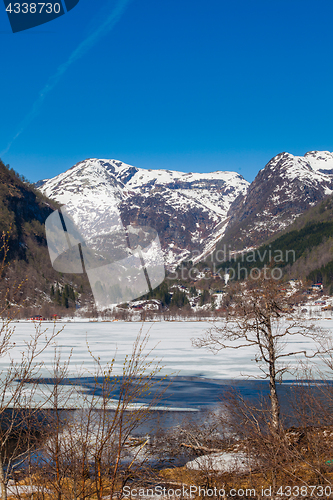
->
37, 375, 275, 409
32, 376, 332, 433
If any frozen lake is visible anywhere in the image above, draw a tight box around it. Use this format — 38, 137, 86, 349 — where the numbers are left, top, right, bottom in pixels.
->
1, 319, 332, 411
4, 319, 333, 379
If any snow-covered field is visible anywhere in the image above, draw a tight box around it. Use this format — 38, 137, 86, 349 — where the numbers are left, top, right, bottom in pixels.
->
3, 319, 333, 379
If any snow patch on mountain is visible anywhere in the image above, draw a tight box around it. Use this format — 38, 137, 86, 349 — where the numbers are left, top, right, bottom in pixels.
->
222, 150, 333, 251
39, 159, 249, 267
38, 151, 333, 267
262, 151, 333, 192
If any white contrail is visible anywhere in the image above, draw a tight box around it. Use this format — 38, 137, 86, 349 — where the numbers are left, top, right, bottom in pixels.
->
1, 0, 131, 156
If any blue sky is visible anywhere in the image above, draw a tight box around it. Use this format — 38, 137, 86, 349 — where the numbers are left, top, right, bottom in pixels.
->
1, 0, 333, 183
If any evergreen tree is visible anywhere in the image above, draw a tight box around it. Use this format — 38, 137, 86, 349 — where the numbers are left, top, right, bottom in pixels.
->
170, 289, 189, 308
199, 289, 210, 306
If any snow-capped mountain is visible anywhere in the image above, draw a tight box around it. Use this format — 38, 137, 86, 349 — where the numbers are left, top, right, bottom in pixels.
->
222, 151, 333, 250
38, 159, 249, 267
38, 151, 333, 267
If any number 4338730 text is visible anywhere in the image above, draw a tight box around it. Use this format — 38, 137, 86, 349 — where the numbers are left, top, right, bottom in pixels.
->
6, 3, 61, 14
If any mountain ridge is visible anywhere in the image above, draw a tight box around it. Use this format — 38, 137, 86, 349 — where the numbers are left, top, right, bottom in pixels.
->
38, 158, 249, 266
217, 150, 333, 252
37, 151, 333, 268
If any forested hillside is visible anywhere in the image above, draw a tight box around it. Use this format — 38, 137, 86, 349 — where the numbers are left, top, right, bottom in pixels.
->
211, 194, 333, 289
0, 160, 92, 317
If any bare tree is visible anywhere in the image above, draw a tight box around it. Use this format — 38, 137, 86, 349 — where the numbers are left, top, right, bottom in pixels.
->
0, 229, 170, 498
0, 230, 64, 499
193, 278, 330, 432
31, 329, 168, 500
0, 320, 65, 500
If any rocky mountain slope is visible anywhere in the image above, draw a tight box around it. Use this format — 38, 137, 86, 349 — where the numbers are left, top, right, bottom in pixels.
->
38, 159, 249, 267
38, 151, 333, 268
218, 151, 333, 252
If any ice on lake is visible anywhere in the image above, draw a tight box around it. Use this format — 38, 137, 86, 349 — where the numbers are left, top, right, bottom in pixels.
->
3, 319, 332, 379
0, 319, 332, 412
